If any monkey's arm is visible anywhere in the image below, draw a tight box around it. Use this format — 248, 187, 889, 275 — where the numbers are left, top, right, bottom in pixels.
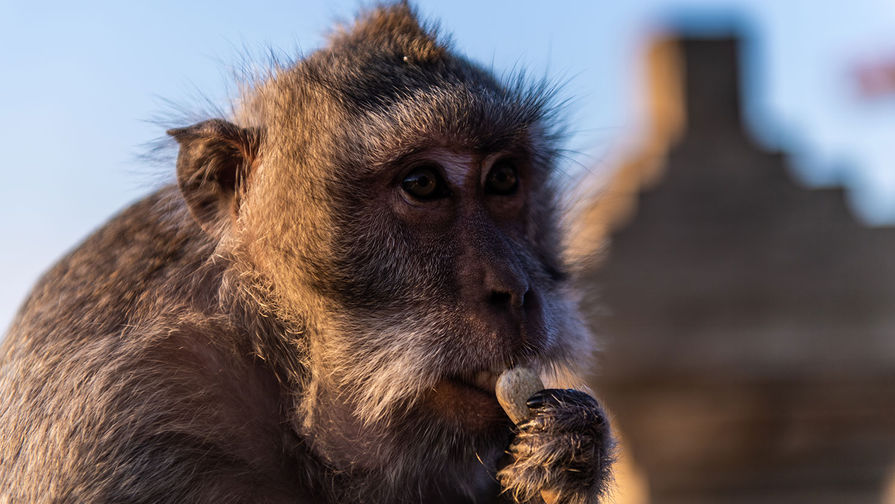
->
85, 327, 314, 503
1, 321, 316, 503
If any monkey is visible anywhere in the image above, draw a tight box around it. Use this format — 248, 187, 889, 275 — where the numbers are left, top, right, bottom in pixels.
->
0, 4, 613, 503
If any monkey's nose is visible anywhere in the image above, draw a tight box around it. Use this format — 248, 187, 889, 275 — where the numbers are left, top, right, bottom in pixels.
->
481, 258, 531, 315
484, 284, 544, 352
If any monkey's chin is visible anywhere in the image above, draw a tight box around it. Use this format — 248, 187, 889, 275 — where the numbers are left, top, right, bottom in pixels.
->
427, 377, 510, 432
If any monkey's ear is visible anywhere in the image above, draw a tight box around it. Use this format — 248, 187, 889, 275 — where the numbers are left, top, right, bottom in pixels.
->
167, 119, 261, 236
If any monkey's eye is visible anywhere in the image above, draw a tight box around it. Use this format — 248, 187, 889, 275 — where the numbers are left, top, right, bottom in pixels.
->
401, 165, 448, 201
485, 160, 519, 195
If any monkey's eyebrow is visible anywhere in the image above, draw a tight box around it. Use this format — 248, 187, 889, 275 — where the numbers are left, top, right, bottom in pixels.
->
363, 141, 432, 172
359, 119, 529, 168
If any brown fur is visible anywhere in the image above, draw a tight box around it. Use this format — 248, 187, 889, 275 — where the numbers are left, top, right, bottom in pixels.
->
0, 4, 612, 503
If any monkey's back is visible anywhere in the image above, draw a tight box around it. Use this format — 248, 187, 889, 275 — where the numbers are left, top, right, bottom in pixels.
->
4, 187, 206, 342
0, 187, 297, 502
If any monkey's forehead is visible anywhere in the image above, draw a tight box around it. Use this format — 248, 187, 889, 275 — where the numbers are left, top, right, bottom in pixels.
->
260, 53, 559, 158
349, 81, 556, 157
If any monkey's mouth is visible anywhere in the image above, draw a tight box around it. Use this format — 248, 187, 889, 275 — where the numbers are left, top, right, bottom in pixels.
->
427, 369, 507, 428
459, 369, 500, 394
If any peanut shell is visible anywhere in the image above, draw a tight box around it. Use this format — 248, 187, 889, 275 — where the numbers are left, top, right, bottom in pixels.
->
495, 367, 544, 425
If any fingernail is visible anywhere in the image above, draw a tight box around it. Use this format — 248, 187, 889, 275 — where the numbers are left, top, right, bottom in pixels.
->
526, 395, 545, 408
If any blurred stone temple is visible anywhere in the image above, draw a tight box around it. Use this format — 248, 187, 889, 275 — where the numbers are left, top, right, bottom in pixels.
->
577, 31, 895, 504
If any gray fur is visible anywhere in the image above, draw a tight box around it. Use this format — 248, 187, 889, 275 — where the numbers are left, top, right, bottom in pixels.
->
0, 4, 612, 503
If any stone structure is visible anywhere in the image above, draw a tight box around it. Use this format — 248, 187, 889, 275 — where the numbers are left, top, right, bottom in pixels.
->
582, 35, 895, 504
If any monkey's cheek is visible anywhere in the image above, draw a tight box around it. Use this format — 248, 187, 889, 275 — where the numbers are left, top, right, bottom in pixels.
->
423, 379, 510, 431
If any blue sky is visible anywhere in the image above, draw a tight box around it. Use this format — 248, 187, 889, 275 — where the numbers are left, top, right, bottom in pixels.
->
2, 0, 895, 331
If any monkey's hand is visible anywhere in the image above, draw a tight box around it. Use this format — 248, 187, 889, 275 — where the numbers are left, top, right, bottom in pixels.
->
497, 389, 614, 504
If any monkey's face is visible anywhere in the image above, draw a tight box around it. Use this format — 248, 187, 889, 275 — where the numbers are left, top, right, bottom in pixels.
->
361, 147, 553, 425
256, 120, 592, 480
272, 101, 591, 439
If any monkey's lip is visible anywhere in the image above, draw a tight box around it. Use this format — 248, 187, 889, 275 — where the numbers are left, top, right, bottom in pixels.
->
428, 369, 508, 428
471, 369, 501, 393
448, 369, 501, 395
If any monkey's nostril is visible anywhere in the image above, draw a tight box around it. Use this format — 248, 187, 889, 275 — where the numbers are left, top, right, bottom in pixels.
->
488, 288, 531, 311
522, 289, 539, 314
489, 290, 512, 307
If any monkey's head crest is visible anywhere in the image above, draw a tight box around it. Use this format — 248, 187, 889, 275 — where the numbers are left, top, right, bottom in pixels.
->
327, 2, 447, 65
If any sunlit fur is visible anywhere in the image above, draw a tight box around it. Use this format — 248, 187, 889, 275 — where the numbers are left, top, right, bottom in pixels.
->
0, 3, 610, 503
